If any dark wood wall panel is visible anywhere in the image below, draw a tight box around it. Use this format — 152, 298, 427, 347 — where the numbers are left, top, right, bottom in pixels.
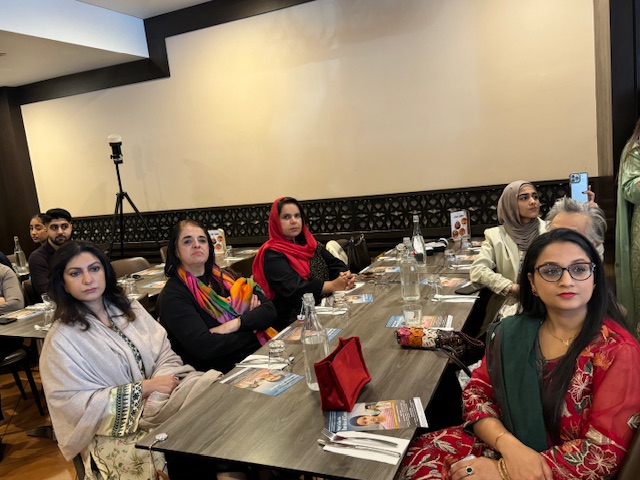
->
0, 88, 40, 255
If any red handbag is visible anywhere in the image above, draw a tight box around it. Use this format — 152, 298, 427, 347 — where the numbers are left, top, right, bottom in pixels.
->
314, 336, 371, 411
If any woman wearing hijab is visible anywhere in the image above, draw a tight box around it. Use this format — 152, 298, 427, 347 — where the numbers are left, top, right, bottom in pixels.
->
470, 181, 546, 329
252, 197, 356, 331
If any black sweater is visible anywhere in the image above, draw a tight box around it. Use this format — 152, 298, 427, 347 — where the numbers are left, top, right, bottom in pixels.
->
158, 276, 277, 373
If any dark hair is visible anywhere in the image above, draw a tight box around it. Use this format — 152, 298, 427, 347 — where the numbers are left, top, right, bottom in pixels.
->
276, 197, 307, 242
164, 220, 230, 289
31, 213, 50, 225
49, 241, 133, 329
45, 208, 72, 224
518, 228, 626, 443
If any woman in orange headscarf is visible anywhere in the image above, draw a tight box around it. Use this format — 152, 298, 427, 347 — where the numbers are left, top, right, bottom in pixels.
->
253, 197, 356, 330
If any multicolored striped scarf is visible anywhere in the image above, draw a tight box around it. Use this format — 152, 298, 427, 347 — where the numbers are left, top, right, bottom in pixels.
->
177, 266, 277, 345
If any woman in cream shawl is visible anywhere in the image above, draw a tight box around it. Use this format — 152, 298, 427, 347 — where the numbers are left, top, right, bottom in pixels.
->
470, 181, 547, 330
40, 241, 237, 480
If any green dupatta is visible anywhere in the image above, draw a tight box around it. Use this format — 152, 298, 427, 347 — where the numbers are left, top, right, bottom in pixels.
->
486, 314, 549, 452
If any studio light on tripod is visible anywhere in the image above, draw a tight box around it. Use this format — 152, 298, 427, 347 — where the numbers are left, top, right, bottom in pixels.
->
108, 134, 123, 164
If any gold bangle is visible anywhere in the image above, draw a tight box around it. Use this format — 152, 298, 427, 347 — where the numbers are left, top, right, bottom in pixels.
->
494, 431, 508, 450
498, 458, 511, 480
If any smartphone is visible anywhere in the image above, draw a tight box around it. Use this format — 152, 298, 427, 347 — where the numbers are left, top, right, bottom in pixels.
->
0, 317, 17, 325
455, 282, 485, 295
569, 172, 589, 202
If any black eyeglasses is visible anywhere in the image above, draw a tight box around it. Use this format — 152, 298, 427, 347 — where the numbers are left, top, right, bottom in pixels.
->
535, 262, 595, 282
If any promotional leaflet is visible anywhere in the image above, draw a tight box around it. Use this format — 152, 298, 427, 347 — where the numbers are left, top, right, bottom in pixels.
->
325, 398, 428, 432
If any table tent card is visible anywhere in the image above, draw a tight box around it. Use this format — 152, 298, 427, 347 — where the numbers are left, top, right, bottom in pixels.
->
450, 210, 470, 241
208, 228, 226, 256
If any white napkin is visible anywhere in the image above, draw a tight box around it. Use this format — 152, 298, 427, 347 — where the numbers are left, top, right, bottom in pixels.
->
231, 354, 271, 369
26, 303, 46, 311
321, 431, 409, 465
451, 264, 471, 270
432, 294, 477, 303
335, 281, 365, 294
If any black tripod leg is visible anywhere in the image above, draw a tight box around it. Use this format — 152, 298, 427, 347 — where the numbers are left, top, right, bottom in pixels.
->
122, 192, 160, 248
109, 193, 124, 257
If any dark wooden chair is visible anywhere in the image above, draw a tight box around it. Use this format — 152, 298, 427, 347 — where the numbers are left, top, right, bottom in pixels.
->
21, 278, 40, 305
0, 348, 45, 419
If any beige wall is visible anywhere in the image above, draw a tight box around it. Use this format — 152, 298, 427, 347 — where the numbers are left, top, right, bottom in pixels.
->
22, 0, 598, 217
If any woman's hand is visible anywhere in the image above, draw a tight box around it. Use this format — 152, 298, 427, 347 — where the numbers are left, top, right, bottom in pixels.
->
509, 284, 520, 294
449, 457, 500, 480
142, 374, 180, 398
340, 271, 357, 290
499, 436, 553, 480
248, 294, 261, 311
210, 318, 241, 334
586, 186, 598, 206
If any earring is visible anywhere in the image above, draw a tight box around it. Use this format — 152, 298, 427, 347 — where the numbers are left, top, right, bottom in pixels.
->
532, 286, 538, 296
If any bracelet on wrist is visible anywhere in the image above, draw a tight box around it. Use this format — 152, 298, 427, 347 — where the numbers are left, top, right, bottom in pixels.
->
494, 431, 508, 450
498, 458, 511, 480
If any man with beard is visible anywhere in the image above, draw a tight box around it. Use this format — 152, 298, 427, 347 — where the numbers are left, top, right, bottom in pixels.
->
29, 208, 73, 295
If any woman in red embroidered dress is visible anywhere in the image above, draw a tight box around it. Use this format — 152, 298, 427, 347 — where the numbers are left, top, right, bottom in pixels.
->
400, 229, 640, 480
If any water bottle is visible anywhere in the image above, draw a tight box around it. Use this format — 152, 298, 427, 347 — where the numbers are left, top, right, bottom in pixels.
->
301, 293, 330, 391
411, 215, 427, 266
13, 236, 28, 274
400, 243, 420, 301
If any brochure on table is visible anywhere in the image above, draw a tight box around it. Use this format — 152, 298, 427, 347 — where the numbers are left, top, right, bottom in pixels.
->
275, 326, 342, 342
325, 398, 428, 432
419, 276, 467, 287
221, 368, 303, 396
386, 315, 453, 329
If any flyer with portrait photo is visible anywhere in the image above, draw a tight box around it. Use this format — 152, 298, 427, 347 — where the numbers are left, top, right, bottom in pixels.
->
325, 398, 428, 432
221, 368, 303, 396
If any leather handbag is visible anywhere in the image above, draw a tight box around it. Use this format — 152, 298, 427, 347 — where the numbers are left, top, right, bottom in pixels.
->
314, 336, 371, 411
395, 327, 484, 376
338, 235, 371, 273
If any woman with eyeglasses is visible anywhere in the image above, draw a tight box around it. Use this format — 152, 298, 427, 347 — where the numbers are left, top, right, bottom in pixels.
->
470, 181, 547, 331
399, 229, 640, 480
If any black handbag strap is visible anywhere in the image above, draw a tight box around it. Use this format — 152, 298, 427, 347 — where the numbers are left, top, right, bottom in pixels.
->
437, 345, 473, 377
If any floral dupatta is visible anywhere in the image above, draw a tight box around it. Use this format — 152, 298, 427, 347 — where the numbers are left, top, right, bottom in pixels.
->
177, 266, 277, 345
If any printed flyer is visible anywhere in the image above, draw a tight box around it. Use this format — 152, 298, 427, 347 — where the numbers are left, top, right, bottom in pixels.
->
325, 398, 428, 432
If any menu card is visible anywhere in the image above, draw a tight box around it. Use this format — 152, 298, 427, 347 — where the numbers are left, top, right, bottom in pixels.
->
208, 228, 226, 256
419, 276, 467, 287
386, 314, 453, 329
325, 398, 428, 432
450, 210, 470, 241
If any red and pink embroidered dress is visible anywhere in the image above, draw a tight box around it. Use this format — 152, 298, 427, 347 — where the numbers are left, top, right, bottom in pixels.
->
399, 317, 640, 480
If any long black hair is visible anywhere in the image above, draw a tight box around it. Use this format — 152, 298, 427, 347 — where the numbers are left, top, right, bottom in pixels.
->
518, 228, 627, 443
164, 219, 231, 292
49, 241, 133, 329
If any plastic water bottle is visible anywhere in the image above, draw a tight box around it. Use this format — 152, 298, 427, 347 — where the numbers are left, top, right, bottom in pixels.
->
400, 243, 420, 301
13, 236, 28, 274
411, 215, 427, 266
301, 293, 330, 391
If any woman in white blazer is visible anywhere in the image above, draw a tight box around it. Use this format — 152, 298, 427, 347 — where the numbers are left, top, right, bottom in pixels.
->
470, 181, 547, 329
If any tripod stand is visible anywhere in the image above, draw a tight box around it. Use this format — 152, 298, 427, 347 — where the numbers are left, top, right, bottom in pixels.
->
108, 154, 159, 258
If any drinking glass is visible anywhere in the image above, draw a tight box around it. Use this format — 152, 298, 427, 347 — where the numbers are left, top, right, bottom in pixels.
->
426, 274, 442, 298
403, 303, 423, 327
375, 271, 389, 288
267, 339, 290, 374
332, 291, 350, 321
41, 293, 55, 313
461, 235, 472, 253
124, 278, 140, 300
444, 249, 456, 269
225, 245, 234, 258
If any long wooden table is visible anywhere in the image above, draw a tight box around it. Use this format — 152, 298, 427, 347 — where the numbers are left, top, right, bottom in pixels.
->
137, 249, 480, 480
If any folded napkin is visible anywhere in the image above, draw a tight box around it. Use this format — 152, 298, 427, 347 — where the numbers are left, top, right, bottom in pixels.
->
451, 264, 471, 270
26, 303, 46, 311
432, 294, 476, 303
232, 354, 290, 370
335, 281, 365, 294
320, 431, 409, 465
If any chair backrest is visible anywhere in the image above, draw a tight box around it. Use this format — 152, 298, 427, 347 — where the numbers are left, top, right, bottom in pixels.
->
110, 257, 151, 278
229, 255, 254, 278
159, 245, 168, 263
22, 279, 40, 305
337, 235, 371, 273
617, 428, 640, 480
7, 253, 16, 264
